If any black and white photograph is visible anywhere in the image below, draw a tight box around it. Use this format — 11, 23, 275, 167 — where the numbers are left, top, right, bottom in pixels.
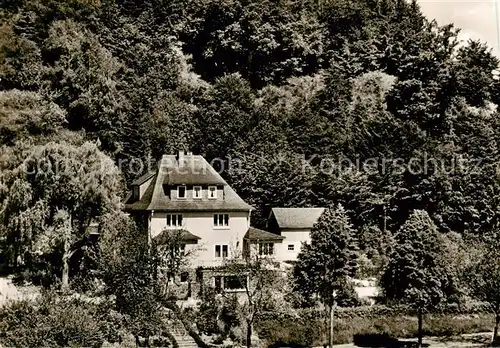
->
1, 0, 500, 347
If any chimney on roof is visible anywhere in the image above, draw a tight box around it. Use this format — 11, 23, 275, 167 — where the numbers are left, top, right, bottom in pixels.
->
178, 150, 185, 167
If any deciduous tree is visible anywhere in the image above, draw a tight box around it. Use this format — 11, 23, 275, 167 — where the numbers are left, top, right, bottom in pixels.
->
1, 141, 123, 289
465, 236, 500, 345
223, 247, 282, 348
100, 211, 165, 346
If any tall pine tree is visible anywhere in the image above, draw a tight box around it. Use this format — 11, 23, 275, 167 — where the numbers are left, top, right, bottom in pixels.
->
294, 204, 358, 348
381, 210, 455, 347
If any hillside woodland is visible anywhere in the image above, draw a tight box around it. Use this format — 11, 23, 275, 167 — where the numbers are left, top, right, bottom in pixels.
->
1, 0, 500, 346
2, 0, 500, 234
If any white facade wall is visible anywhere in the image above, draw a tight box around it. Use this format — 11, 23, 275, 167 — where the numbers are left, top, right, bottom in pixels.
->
149, 211, 250, 267
275, 228, 311, 261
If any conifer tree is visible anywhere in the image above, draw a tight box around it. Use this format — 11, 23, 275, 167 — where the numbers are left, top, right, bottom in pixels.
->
381, 210, 455, 348
294, 204, 358, 348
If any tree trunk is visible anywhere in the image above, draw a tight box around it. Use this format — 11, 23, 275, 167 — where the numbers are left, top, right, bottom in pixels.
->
61, 238, 70, 290
417, 309, 423, 348
493, 313, 500, 345
13, 243, 18, 270
329, 303, 334, 348
61, 214, 72, 290
246, 319, 252, 348
383, 204, 387, 234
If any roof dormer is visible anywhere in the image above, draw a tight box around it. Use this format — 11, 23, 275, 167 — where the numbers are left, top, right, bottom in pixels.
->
130, 171, 155, 202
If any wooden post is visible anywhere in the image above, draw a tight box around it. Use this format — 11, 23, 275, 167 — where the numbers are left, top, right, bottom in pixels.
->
246, 319, 252, 348
417, 308, 423, 348
329, 290, 337, 347
383, 204, 387, 234
61, 214, 72, 290
329, 304, 334, 348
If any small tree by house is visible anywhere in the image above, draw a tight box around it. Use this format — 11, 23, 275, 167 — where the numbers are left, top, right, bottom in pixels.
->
293, 204, 358, 348
151, 228, 200, 297
223, 247, 281, 348
466, 240, 500, 345
100, 211, 165, 346
380, 210, 455, 348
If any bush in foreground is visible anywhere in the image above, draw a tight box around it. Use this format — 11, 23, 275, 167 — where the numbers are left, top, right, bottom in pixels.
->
0, 292, 123, 347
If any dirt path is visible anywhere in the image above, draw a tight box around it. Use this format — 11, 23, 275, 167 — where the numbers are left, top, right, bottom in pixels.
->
0, 277, 39, 306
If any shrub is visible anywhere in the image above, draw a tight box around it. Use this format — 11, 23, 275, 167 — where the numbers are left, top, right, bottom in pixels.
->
336, 280, 362, 307
196, 288, 221, 335
195, 289, 239, 338
257, 316, 316, 347
0, 292, 124, 347
353, 333, 399, 347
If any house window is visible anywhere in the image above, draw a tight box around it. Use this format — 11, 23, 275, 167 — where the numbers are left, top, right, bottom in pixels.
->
166, 214, 183, 228
213, 213, 229, 228
180, 272, 189, 282
224, 275, 247, 290
214, 275, 247, 292
259, 243, 274, 256
288, 244, 295, 251
193, 186, 202, 199
215, 244, 228, 258
208, 186, 217, 199
177, 186, 186, 199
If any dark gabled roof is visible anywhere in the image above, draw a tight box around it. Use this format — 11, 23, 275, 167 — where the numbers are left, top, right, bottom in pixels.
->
161, 155, 226, 185
131, 171, 156, 186
271, 207, 326, 229
244, 227, 284, 242
124, 154, 252, 212
153, 229, 201, 244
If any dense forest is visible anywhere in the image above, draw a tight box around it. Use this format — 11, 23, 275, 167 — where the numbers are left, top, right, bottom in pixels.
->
3, 1, 500, 347
1, 0, 500, 253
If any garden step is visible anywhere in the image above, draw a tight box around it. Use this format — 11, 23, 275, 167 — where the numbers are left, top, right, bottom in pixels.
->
166, 316, 200, 348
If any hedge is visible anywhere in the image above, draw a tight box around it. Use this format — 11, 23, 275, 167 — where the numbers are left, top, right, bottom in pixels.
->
257, 301, 493, 322
255, 303, 495, 347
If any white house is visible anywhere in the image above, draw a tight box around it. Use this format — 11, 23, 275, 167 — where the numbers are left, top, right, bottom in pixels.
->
267, 207, 326, 262
124, 151, 326, 294
124, 151, 253, 268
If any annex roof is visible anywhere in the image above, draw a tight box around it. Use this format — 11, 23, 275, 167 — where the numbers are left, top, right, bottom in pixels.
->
153, 229, 201, 244
271, 207, 326, 229
244, 227, 284, 242
131, 171, 156, 186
